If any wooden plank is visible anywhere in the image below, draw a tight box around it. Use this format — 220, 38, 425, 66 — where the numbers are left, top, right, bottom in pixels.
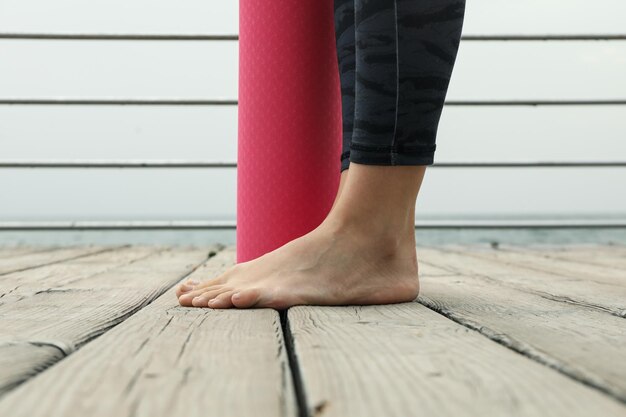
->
0, 343, 64, 394
1, 41, 626, 101
418, 246, 626, 317
0, 247, 297, 417
0, 0, 623, 36
0, 245, 214, 396
506, 244, 626, 270
416, 264, 626, 402
0, 245, 117, 276
4, 169, 626, 221
287, 304, 626, 417
0, 245, 165, 392
0, 245, 156, 296
0, 247, 48, 259
479, 245, 626, 287
2, 106, 626, 164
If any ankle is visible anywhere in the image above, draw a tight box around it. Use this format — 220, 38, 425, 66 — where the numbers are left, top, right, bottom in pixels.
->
322, 213, 416, 257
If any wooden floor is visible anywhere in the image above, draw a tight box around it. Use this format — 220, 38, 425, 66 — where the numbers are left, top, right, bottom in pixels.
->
0, 244, 624, 417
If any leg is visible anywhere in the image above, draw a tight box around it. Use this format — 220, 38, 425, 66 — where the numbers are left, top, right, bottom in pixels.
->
334, 0, 357, 175
329, 0, 356, 213
338, 0, 466, 233
332, 0, 464, 208
350, 0, 465, 167
333, 0, 465, 228
176, 0, 465, 309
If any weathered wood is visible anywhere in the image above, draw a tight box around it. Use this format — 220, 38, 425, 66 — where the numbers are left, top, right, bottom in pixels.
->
0, 342, 65, 394
0, 247, 297, 417
288, 304, 626, 417
0, 247, 50, 259
0, 246, 214, 395
0, 245, 157, 296
417, 268, 626, 402
505, 244, 626, 271
418, 246, 626, 317
458, 244, 626, 287
0, 245, 116, 276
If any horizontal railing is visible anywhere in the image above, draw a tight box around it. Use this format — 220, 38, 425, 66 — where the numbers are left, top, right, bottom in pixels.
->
2, 30, 623, 231
1, 99, 625, 106
1, 33, 625, 41
1, 161, 625, 169
1, 219, 625, 230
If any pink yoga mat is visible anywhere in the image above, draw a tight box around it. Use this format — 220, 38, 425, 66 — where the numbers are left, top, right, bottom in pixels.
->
237, 0, 342, 263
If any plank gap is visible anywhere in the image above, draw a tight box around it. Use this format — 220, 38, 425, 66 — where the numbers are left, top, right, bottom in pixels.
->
280, 310, 310, 417
0, 246, 220, 397
417, 297, 626, 405
418, 247, 626, 318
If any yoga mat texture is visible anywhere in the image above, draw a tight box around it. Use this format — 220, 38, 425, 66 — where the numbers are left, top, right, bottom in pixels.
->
237, 0, 342, 263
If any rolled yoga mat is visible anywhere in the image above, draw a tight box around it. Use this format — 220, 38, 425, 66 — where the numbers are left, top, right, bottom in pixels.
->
237, 0, 342, 263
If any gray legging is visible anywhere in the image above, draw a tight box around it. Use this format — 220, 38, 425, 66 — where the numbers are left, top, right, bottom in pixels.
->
334, 0, 466, 172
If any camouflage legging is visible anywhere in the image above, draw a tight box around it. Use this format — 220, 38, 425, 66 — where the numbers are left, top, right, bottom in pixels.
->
334, 0, 466, 172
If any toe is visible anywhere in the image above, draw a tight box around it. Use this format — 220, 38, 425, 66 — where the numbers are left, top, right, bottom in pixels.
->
231, 288, 262, 309
175, 281, 198, 297
178, 285, 225, 306
191, 294, 211, 307
177, 263, 247, 298
189, 286, 233, 307
189, 277, 225, 291
189, 263, 244, 291
188, 287, 234, 308
208, 291, 236, 309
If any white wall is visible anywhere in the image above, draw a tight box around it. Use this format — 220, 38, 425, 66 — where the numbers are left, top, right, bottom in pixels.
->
1, 0, 625, 225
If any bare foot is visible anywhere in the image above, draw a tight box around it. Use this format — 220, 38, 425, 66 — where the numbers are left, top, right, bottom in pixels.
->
176, 217, 419, 309
177, 163, 427, 309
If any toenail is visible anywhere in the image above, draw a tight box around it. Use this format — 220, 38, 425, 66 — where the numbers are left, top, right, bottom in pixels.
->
232, 293, 241, 300
187, 280, 199, 285
180, 284, 194, 291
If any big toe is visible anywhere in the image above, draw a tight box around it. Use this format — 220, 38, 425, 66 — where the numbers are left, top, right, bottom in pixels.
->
231, 288, 262, 309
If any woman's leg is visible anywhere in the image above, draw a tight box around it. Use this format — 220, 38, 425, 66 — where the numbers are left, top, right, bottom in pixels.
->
351, 0, 465, 167
176, 0, 465, 309
333, 0, 357, 175
331, 0, 464, 210
328, 0, 356, 214
334, 0, 465, 231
